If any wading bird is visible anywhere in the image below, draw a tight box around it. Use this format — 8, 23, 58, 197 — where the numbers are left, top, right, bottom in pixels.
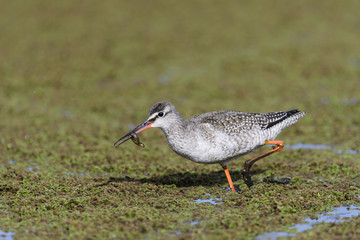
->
114, 102, 305, 192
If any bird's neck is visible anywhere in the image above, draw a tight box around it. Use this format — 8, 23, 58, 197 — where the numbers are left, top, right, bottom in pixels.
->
161, 113, 186, 138
158, 112, 198, 161
159, 113, 191, 155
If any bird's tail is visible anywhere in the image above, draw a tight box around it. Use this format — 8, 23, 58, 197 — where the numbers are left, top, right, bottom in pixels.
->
265, 109, 306, 130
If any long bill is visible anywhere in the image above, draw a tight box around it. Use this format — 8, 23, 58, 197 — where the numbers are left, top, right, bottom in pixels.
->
114, 120, 153, 148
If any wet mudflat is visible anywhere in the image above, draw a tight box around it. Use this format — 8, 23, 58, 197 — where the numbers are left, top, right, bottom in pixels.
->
0, 0, 360, 239
257, 200, 360, 240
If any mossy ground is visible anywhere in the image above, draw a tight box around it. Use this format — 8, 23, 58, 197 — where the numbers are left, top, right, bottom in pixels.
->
1, 1, 360, 239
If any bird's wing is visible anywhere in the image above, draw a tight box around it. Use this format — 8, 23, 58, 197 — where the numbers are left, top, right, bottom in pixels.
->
188, 110, 295, 134
261, 109, 300, 129
187, 111, 264, 134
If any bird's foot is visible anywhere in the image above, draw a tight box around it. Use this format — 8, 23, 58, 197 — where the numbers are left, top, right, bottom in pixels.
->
241, 169, 254, 189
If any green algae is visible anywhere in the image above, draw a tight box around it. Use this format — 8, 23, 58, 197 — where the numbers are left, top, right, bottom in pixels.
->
1, 0, 360, 239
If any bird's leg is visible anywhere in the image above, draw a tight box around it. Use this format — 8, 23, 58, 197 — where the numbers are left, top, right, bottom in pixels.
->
241, 140, 284, 188
223, 165, 236, 193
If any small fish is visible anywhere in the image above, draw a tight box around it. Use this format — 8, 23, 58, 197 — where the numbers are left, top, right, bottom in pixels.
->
114, 120, 152, 148
130, 132, 145, 147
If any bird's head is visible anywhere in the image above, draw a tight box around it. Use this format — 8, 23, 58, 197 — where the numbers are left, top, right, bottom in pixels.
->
114, 101, 178, 147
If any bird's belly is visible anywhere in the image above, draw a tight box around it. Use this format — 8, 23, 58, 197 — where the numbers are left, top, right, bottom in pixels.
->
185, 134, 266, 164
166, 130, 270, 164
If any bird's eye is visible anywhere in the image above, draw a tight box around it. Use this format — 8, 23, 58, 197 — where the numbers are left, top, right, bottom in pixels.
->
158, 112, 164, 117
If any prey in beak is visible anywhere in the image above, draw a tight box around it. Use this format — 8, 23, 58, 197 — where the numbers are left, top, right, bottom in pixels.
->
114, 120, 153, 148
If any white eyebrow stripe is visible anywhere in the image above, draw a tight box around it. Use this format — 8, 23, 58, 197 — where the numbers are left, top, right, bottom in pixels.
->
148, 113, 158, 121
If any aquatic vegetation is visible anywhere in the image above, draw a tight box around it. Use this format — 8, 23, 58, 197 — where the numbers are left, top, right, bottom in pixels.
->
1, 0, 360, 239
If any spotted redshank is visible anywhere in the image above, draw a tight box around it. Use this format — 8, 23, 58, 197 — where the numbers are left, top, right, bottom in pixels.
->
114, 102, 306, 192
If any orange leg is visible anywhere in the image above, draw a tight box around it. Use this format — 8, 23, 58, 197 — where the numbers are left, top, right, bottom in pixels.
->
223, 165, 236, 193
242, 140, 284, 188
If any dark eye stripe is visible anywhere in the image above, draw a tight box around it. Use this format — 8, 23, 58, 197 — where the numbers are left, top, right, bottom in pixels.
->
148, 112, 165, 122
148, 117, 156, 122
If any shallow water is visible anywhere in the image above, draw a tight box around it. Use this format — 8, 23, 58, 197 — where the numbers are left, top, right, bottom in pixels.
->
287, 143, 359, 154
192, 197, 223, 205
256, 231, 296, 240
192, 193, 223, 205
0, 230, 15, 240
188, 220, 206, 226
290, 204, 360, 232
26, 163, 39, 174
256, 201, 360, 240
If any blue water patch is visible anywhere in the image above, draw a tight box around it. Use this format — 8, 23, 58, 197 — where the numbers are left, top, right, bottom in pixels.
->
287, 143, 332, 150
192, 198, 222, 205
256, 231, 295, 240
188, 220, 206, 226
0, 230, 15, 240
192, 193, 223, 205
256, 203, 360, 240
287, 143, 359, 154
290, 205, 360, 232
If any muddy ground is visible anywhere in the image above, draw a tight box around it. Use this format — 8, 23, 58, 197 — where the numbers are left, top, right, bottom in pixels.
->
1, 1, 359, 239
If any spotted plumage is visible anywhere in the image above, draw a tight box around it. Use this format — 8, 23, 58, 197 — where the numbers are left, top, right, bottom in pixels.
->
114, 101, 306, 192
